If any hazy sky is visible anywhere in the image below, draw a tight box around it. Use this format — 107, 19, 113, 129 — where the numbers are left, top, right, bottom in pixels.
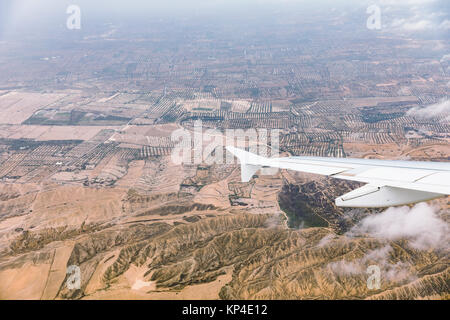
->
0, 0, 349, 39
0, 1, 357, 23
0, 0, 448, 40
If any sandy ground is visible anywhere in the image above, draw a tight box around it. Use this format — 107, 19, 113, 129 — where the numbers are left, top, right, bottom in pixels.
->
194, 178, 231, 209
0, 261, 51, 299
40, 243, 76, 299
0, 92, 66, 125
0, 125, 120, 141
82, 267, 233, 300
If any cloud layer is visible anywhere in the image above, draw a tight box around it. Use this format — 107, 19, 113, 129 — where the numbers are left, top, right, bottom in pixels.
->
327, 245, 417, 283
378, 0, 450, 32
327, 203, 448, 282
407, 99, 450, 120
349, 203, 449, 250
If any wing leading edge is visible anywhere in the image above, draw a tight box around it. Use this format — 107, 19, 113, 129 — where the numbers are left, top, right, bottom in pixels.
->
226, 146, 450, 208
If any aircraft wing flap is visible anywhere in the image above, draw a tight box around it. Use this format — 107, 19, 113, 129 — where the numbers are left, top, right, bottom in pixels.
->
416, 172, 450, 186
336, 184, 443, 207
332, 175, 450, 195
226, 146, 450, 207
348, 167, 435, 183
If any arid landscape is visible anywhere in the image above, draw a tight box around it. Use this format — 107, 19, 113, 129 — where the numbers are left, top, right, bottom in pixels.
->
0, 0, 449, 300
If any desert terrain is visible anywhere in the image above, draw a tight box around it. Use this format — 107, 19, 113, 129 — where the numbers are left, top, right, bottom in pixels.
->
0, 0, 449, 300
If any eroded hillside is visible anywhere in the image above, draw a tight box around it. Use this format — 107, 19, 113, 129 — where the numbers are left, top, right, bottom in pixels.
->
0, 162, 448, 300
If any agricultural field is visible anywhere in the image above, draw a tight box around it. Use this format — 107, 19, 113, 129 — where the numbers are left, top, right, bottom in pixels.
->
0, 0, 448, 301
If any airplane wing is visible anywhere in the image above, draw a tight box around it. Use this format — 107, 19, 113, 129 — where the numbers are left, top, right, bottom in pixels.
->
226, 146, 450, 208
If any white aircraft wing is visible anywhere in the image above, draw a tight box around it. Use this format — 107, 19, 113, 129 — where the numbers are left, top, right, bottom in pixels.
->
226, 146, 450, 208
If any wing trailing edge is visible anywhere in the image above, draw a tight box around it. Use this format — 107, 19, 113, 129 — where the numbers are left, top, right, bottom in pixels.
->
335, 185, 443, 208
226, 146, 450, 208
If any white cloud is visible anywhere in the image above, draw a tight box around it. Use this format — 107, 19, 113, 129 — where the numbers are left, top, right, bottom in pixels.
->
381, 0, 449, 32
328, 259, 362, 275
391, 18, 406, 28
439, 19, 450, 29
364, 245, 392, 261
328, 245, 417, 283
317, 233, 337, 247
402, 19, 434, 30
384, 262, 416, 282
390, 16, 448, 32
348, 203, 449, 250
407, 99, 450, 119
325, 203, 448, 282
440, 54, 450, 62
380, 0, 436, 5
